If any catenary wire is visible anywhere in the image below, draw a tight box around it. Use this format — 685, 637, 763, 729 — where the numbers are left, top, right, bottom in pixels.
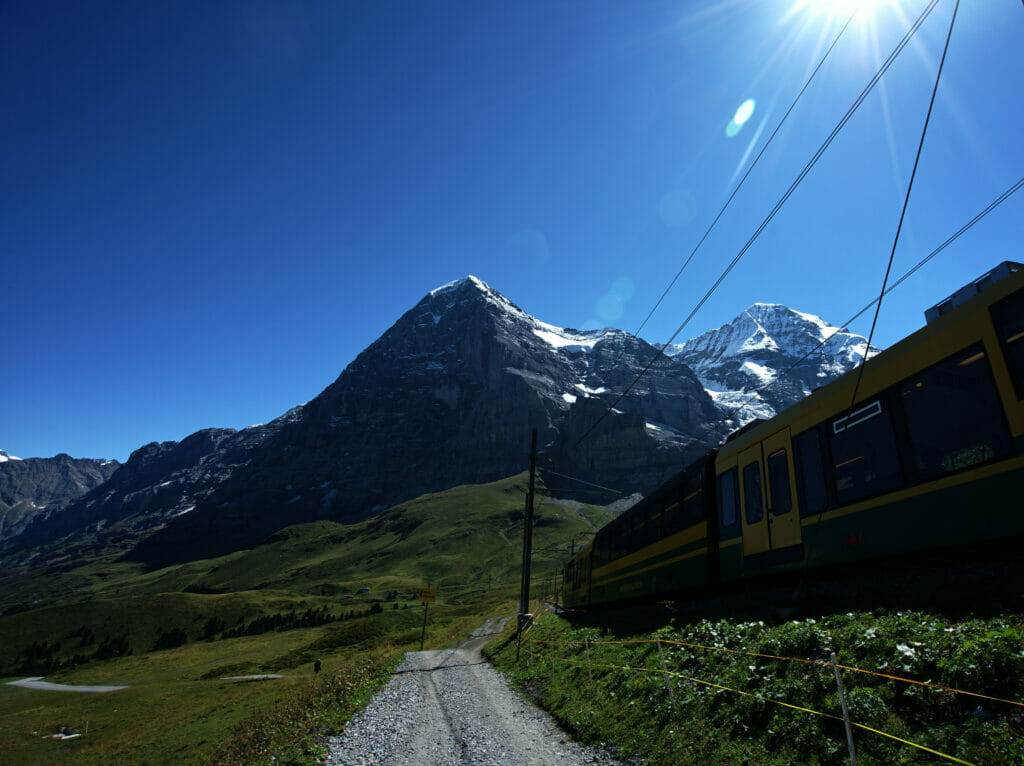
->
553, 174, 1024, 470
536, 468, 627, 496
545, 174, 1023, 561
674, 172, 1024, 450
622, 8, 859, 354
848, 0, 960, 409
571, 0, 940, 452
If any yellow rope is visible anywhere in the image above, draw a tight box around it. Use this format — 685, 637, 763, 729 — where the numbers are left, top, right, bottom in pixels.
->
522, 636, 1024, 708
520, 645, 978, 766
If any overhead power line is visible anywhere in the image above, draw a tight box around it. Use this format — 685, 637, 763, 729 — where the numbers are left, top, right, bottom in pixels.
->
849, 0, 960, 408
539, 467, 628, 497
691, 173, 1024, 442
541, 175, 1023, 551
626, 7, 859, 348
572, 0, 940, 452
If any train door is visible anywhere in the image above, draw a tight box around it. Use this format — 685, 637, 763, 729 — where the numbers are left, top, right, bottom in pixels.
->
739, 429, 803, 557
738, 443, 769, 556
763, 428, 802, 550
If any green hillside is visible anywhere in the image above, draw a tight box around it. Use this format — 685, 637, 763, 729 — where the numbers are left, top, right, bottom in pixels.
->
0, 473, 610, 764
1, 473, 606, 612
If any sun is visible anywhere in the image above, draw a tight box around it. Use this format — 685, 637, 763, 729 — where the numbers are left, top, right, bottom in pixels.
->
790, 0, 888, 23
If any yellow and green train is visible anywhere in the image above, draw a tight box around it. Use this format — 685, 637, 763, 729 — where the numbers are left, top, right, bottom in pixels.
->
563, 262, 1024, 609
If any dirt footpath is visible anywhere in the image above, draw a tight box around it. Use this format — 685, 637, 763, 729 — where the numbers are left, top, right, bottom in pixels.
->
323, 616, 629, 766
5, 677, 128, 693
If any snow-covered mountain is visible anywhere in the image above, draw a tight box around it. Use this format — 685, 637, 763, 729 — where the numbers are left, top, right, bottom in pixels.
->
665, 303, 879, 428
0, 450, 22, 463
4, 279, 878, 569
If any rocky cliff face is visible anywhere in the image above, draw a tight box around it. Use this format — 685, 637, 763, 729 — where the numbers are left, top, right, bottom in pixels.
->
122, 277, 724, 566
664, 303, 878, 428
0, 452, 120, 542
5, 280, 875, 569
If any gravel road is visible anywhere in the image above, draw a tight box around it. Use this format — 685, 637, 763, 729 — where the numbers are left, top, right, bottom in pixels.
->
324, 617, 633, 766
5, 677, 128, 693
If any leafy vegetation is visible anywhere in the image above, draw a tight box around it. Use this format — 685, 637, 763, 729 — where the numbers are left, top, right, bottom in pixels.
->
488, 609, 1024, 765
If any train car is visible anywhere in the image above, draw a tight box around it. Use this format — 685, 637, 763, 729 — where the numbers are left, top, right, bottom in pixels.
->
562, 452, 717, 609
564, 261, 1024, 608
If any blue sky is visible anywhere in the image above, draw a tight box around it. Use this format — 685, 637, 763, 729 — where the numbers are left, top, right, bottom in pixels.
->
3, 0, 1022, 462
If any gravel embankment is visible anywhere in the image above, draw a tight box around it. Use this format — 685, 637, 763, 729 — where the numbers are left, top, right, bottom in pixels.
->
324, 617, 633, 766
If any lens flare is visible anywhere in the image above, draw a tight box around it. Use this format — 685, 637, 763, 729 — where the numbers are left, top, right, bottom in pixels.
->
734, 98, 755, 125
725, 98, 756, 137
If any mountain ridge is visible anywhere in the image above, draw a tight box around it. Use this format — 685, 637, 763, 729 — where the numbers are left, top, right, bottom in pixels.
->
3, 278, 873, 569
0, 453, 121, 544
665, 301, 876, 427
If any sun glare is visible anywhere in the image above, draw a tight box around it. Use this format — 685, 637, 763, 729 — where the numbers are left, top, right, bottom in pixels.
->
791, 0, 887, 23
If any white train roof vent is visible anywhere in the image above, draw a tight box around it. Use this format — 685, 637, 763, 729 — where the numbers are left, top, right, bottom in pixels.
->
924, 261, 1022, 324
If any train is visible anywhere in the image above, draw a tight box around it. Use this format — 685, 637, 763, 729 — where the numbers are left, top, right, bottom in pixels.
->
562, 261, 1024, 609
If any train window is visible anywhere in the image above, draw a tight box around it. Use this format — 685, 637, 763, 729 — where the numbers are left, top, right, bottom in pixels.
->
742, 462, 763, 524
649, 508, 664, 540
991, 288, 1024, 399
640, 508, 657, 547
717, 469, 738, 527
900, 344, 1011, 481
794, 428, 828, 517
767, 449, 792, 515
829, 400, 903, 505
682, 472, 704, 526
663, 502, 680, 534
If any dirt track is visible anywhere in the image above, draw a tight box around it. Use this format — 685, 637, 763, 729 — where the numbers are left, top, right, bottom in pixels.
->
324, 616, 629, 766
5, 676, 128, 693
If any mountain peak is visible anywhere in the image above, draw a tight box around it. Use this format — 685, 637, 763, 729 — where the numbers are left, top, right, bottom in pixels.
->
0, 449, 22, 462
414, 275, 530, 329
429, 275, 492, 297
667, 302, 879, 428
424, 276, 626, 352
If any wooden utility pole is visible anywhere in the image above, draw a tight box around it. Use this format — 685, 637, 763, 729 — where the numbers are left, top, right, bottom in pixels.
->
418, 586, 436, 650
518, 429, 537, 628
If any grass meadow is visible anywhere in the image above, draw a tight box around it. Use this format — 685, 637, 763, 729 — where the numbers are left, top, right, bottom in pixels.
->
0, 474, 600, 763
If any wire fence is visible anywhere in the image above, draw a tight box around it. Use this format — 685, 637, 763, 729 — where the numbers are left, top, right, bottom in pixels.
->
538, 636, 1024, 710
512, 629, 1022, 766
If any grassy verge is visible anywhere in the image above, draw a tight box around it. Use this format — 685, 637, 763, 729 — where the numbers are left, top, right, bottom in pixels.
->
487, 609, 1024, 765
0, 598, 498, 765
214, 600, 501, 764
212, 645, 399, 765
